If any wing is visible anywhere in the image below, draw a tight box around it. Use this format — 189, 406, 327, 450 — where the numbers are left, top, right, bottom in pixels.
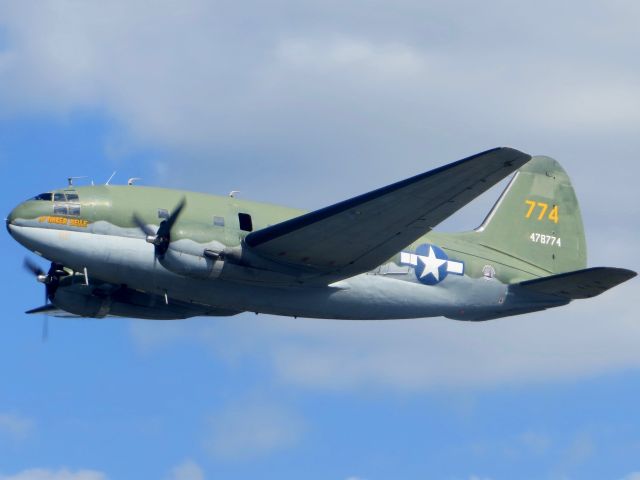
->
517, 267, 637, 299
245, 147, 531, 281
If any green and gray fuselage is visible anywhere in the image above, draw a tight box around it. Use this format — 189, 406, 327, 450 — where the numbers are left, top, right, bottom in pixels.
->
8, 153, 610, 320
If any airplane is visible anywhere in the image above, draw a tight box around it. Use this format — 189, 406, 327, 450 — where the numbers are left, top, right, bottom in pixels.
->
6, 147, 636, 328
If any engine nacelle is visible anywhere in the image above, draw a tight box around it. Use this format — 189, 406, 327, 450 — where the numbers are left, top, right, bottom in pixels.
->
51, 280, 224, 319
53, 285, 112, 318
160, 244, 225, 279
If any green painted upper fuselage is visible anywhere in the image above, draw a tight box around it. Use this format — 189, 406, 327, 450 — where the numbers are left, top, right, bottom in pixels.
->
11, 182, 552, 285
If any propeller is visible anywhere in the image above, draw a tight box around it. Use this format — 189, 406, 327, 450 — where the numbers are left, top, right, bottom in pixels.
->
23, 258, 67, 340
24, 257, 45, 277
132, 197, 186, 259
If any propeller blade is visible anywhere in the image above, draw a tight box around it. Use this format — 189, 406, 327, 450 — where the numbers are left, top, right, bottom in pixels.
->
132, 213, 157, 237
23, 259, 65, 342
154, 198, 187, 257
165, 197, 187, 230
24, 258, 44, 277
157, 198, 186, 237
42, 315, 49, 342
132, 198, 186, 258
44, 262, 63, 302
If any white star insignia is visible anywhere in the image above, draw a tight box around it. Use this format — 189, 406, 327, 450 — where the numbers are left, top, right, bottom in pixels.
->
417, 246, 447, 281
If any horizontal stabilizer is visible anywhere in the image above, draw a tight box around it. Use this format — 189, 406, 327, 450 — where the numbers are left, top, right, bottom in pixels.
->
517, 267, 637, 300
25, 304, 60, 315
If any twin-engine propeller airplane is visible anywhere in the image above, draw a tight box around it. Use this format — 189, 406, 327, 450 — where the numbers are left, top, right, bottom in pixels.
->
6, 148, 636, 326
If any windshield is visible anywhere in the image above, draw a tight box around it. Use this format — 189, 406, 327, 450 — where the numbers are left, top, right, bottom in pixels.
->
32, 193, 52, 201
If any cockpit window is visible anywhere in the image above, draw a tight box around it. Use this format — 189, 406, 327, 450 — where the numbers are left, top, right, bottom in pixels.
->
32, 192, 80, 202
32, 193, 53, 201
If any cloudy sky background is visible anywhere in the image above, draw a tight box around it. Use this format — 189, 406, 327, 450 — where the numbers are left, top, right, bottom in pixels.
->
0, 1, 639, 479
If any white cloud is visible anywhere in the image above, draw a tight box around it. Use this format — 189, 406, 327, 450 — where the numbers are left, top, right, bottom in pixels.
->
469, 430, 553, 464
280, 292, 640, 391
131, 274, 639, 392
203, 401, 303, 460
0, 469, 107, 480
166, 460, 205, 480
533, 78, 640, 131
519, 431, 551, 456
0, 413, 34, 440
273, 36, 430, 80
550, 431, 596, 477
1, 0, 639, 204
621, 473, 640, 480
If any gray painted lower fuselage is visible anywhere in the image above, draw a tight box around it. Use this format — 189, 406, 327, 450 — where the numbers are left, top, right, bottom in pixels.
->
9, 223, 548, 320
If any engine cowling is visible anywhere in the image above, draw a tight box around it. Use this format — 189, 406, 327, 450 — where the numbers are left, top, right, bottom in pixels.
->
159, 239, 227, 279
53, 284, 112, 318
51, 279, 223, 319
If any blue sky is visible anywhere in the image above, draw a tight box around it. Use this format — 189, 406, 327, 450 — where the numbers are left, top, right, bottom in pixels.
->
1, 1, 639, 479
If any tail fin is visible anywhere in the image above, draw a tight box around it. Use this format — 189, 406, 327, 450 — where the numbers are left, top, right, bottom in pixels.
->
475, 156, 587, 274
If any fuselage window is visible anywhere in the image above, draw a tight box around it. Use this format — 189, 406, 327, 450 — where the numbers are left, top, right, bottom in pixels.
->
32, 193, 52, 201
213, 216, 225, 227
54, 204, 68, 215
68, 204, 81, 216
54, 193, 66, 202
66, 192, 79, 201
238, 213, 253, 232
158, 208, 169, 219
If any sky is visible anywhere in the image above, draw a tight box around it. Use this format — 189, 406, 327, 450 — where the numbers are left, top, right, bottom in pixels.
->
0, 1, 639, 479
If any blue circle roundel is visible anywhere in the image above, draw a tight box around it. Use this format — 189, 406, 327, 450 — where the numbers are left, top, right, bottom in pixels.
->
414, 243, 450, 285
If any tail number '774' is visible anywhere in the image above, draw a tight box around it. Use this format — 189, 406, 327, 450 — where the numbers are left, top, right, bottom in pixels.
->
525, 200, 559, 223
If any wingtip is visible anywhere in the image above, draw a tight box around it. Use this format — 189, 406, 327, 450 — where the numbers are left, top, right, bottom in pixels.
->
25, 304, 58, 315
462, 147, 531, 167
612, 267, 637, 281
490, 147, 532, 170
588, 266, 637, 288
503, 146, 532, 159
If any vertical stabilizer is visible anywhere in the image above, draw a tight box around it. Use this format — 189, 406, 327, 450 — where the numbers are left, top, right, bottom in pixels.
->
475, 156, 587, 274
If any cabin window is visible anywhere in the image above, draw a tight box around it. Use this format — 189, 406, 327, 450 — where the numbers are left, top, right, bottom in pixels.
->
54, 204, 68, 215
68, 204, 81, 216
33, 193, 52, 201
158, 208, 169, 219
213, 216, 225, 227
65, 192, 79, 201
238, 213, 253, 232
54, 193, 66, 202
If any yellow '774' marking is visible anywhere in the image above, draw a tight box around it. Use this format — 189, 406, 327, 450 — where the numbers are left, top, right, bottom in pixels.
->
525, 200, 559, 224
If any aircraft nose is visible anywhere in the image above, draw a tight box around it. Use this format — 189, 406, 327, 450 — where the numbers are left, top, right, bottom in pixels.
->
6, 201, 30, 235
6, 206, 17, 234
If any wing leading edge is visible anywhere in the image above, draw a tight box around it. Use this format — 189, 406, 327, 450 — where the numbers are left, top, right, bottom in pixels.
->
245, 147, 532, 282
